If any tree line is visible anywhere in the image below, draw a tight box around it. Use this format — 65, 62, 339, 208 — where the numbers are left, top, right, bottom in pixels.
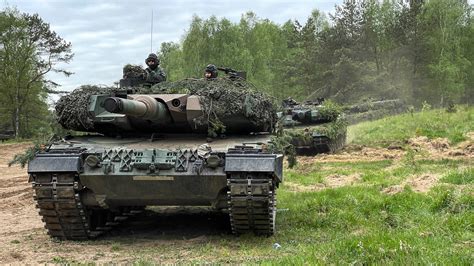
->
159, 0, 473, 106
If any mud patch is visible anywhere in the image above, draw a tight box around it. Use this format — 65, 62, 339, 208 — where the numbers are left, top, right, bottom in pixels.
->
306, 146, 404, 163
306, 132, 474, 164
450, 133, 474, 156
407, 133, 474, 159
284, 173, 361, 192
382, 173, 440, 195
381, 185, 404, 195
325, 173, 361, 188
284, 182, 325, 192
408, 136, 450, 152
407, 174, 440, 193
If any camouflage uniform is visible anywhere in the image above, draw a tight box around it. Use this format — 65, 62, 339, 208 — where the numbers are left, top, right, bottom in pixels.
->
145, 66, 166, 83
145, 53, 166, 84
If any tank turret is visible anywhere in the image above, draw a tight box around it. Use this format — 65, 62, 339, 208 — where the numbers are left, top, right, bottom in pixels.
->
56, 77, 277, 138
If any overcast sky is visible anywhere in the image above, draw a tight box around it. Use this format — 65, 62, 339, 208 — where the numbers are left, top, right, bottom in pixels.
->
2, 0, 342, 98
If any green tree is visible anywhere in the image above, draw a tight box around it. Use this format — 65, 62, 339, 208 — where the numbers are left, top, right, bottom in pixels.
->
422, 0, 471, 105
158, 41, 185, 81
0, 9, 73, 138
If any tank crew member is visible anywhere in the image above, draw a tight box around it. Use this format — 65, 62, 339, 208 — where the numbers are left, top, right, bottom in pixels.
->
145, 53, 166, 84
204, 64, 218, 79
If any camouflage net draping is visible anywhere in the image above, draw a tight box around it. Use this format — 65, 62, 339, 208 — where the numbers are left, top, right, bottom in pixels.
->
55, 78, 278, 136
56, 85, 115, 132
139, 78, 277, 136
123, 64, 145, 78
268, 118, 347, 167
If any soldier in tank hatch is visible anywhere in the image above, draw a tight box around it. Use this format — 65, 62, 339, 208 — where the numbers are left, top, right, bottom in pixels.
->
204, 64, 218, 80
145, 53, 166, 84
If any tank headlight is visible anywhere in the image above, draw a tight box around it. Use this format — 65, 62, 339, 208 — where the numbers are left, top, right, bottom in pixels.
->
85, 155, 100, 168
206, 155, 220, 168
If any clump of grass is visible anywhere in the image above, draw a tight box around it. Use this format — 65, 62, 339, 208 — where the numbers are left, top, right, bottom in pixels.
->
111, 243, 121, 252
440, 168, 474, 185
51, 256, 69, 264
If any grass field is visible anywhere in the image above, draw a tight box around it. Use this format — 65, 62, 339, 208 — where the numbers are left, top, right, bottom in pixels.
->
123, 107, 472, 264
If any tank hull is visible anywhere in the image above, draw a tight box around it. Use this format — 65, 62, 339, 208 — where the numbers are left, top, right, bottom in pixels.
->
28, 135, 283, 239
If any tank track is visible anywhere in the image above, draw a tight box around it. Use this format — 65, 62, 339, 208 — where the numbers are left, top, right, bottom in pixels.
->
32, 172, 137, 240
227, 173, 276, 235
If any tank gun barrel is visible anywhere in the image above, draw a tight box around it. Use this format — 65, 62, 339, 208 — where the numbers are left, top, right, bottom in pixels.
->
104, 97, 146, 116
103, 96, 170, 122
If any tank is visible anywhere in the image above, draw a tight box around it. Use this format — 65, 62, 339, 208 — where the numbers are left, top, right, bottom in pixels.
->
278, 98, 347, 155
27, 75, 283, 240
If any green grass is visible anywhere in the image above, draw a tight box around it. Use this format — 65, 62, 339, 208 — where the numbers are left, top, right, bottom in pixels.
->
102, 158, 471, 265
349, 106, 474, 146
441, 167, 474, 185
273, 186, 473, 264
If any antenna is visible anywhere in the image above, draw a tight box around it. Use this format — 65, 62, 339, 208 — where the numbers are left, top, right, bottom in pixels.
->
150, 10, 154, 53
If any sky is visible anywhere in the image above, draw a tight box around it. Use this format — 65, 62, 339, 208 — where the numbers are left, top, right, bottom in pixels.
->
2, 0, 341, 100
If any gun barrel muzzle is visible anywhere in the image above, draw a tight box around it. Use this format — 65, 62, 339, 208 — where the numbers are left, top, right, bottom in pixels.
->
103, 95, 170, 122
104, 97, 148, 117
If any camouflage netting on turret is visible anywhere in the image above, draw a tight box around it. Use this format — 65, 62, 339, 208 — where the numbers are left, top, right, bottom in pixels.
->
123, 64, 145, 78
140, 78, 278, 136
55, 78, 277, 135
56, 85, 115, 131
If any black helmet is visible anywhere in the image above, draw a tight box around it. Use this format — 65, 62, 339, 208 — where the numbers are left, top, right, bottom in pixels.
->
145, 53, 159, 69
205, 64, 218, 79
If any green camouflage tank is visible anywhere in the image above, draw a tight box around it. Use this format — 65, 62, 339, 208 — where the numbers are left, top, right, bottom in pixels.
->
27, 67, 283, 240
277, 98, 347, 155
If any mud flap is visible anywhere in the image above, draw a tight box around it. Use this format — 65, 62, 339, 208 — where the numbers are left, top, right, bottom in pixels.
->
28, 154, 82, 173
225, 154, 283, 183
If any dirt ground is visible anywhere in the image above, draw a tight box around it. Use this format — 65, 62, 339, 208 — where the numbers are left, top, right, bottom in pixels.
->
0, 135, 472, 263
0, 143, 229, 264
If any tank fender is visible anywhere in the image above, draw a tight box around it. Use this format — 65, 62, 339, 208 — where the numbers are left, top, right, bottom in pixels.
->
225, 154, 283, 183
28, 154, 83, 173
